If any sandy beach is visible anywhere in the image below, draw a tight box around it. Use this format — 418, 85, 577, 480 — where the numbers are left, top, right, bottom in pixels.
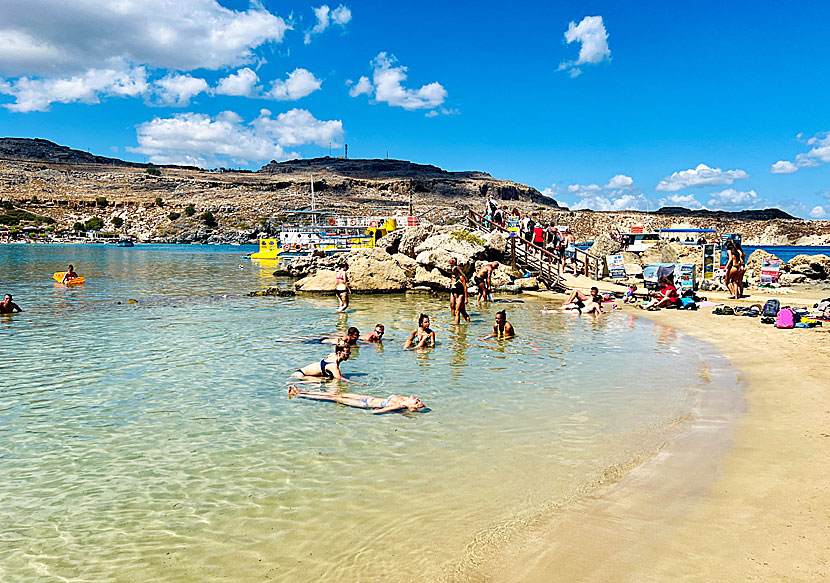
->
489, 288, 830, 582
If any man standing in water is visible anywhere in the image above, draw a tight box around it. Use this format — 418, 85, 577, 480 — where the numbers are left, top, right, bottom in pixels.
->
474, 262, 499, 302
448, 258, 471, 324
1, 294, 22, 313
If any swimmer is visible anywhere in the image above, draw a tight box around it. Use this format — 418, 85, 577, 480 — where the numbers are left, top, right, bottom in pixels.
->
291, 343, 350, 380
322, 326, 360, 345
1, 294, 22, 313
403, 314, 436, 349
485, 309, 516, 339
288, 385, 425, 414
360, 324, 385, 342
448, 258, 471, 324
62, 264, 79, 284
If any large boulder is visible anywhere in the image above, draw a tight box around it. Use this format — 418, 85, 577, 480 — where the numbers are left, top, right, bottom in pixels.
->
483, 230, 508, 258
640, 241, 678, 265
346, 248, 411, 291
391, 252, 418, 279
294, 269, 338, 292
745, 249, 784, 279
398, 224, 436, 257
779, 273, 807, 286
588, 233, 622, 257
414, 231, 486, 272
787, 254, 830, 279
514, 276, 539, 290
376, 229, 403, 255
413, 266, 451, 290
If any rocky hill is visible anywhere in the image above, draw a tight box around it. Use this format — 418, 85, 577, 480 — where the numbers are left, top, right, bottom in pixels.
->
1, 137, 829, 245
0, 138, 559, 243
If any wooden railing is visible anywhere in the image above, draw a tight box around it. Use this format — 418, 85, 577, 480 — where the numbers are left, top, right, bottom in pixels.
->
467, 210, 602, 289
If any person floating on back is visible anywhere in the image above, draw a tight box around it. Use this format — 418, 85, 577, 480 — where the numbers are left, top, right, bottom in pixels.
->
288, 385, 426, 414
1, 294, 22, 313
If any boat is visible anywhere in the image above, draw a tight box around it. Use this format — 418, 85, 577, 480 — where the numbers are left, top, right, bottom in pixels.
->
117, 238, 134, 247
619, 230, 660, 252
658, 228, 717, 246
251, 214, 418, 261
53, 272, 85, 285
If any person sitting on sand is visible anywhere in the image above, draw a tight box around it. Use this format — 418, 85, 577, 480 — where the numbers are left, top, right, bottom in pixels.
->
562, 286, 601, 311
448, 258, 471, 324
292, 343, 350, 380
322, 326, 360, 345
1, 294, 22, 313
62, 264, 79, 284
474, 262, 499, 302
288, 385, 426, 414
624, 284, 638, 304
403, 314, 436, 349
360, 324, 385, 342
641, 277, 680, 310
560, 293, 606, 314
485, 310, 516, 338
335, 261, 351, 313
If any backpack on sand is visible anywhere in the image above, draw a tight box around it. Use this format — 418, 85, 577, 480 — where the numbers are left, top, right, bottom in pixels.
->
775, 308, 794, 329
762, 299, 780, 318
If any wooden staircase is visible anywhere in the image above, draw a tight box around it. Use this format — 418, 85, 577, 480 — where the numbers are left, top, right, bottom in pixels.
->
467, 209, 602, 292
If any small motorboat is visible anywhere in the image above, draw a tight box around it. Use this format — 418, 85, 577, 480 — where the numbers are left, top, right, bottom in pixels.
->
117, 238, 134, 247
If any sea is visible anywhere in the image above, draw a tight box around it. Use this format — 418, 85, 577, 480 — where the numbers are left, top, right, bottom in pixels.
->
0, 242, 798, 582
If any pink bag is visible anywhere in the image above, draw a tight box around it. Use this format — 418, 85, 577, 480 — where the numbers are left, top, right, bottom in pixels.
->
775, 308, 794, 329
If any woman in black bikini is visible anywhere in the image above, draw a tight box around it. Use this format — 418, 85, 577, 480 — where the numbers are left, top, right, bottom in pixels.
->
288, 386, 425, 414
448, 258, 470, 324
292, 344, 350, 380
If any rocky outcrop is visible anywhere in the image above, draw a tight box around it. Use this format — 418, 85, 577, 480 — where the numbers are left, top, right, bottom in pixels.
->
294, 269, 339, 292
413, 266, 451, 289
588, 233, 622, 257
786, 254, 830, 279
342, 248, 411, 292
414, 232, 486, 273
745, 249, 784, 279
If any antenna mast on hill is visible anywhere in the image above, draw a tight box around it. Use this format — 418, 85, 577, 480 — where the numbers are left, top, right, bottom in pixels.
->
409, 180, 414, 216
311, 174, 315, 225
345, 144, 348, 159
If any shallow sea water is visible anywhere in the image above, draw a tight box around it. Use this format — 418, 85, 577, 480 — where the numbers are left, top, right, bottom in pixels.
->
1, 244, 736, 582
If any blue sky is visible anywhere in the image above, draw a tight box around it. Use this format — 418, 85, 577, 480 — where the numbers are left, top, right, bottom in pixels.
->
1, 1, 829, 218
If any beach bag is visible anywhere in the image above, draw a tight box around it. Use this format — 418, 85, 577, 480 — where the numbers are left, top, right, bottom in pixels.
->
762, 300, 780, 318
681, 297, 696, 309
775, 308, 794, 329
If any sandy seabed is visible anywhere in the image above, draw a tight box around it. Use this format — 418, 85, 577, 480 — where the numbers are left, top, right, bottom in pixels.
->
487, 288, 829, 583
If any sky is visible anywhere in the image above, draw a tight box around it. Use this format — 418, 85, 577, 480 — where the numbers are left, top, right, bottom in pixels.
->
1, 1, 830, 219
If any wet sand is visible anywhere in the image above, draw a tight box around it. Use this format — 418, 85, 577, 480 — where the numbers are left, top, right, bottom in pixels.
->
492, 289, 830, 582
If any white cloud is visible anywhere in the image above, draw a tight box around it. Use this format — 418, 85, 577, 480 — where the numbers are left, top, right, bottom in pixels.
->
153, 73, 208, 107
656, 163, 749, 192
130, 108, 343, 167
770, 160, 798, 174
215, 68, 260, 97
305, 5, 352, 44
568, 193, 650, 211
252, 108, 343, 147
348, 76, 373, 97
604, 174, 634, 189
706, 188, 759, 210
350, 52, 447, 112
658, 193, 705, 210
558, 16, 610, 77
265, 68, 322, 101
0, 1, 288, 112
808, 205, 829, 219
0, 1, 288, 76
1, 65, 148, 112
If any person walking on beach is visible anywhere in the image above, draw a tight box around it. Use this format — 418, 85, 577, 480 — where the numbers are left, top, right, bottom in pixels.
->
448, 258, 471, 324
335, 261, 351, 312
61, 264, 79, 284
485, 310, 516, 339
563, 229, 577, 272
1, 294, 22, 313
288, 385, 425, 414
404, 314, 436, 349
474, 261, 499, 302
292, 343, 351, 380
724, 239, 747, 299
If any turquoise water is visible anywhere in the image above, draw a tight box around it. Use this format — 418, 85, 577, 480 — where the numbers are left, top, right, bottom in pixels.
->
1, 244, 733, 582
744, 245, 830, 262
